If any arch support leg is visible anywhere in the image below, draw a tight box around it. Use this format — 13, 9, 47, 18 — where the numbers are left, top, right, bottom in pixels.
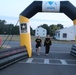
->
73, 19, 76, 42
19, 16, 32, 57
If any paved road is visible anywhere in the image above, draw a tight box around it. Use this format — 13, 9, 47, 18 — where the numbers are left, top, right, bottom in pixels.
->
0, 52, 76, 75
3, 41, 73, 53
2, 41, 20, 47
0, 41, 76, 75
32, 42, 72, 53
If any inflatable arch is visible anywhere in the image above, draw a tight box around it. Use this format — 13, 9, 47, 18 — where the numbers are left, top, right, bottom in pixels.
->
19, 1, 76, 57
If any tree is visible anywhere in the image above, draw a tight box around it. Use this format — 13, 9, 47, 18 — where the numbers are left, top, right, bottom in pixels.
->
12, 26, 19, 35
49, 24, 57, 36
49, 24, 64, 36
38, 24, 50, 35
0, 20, 6, 34
30, 26, 35, 35
57, 24, 64, 29
0, 20, 6, 25
9, 24, 14, 35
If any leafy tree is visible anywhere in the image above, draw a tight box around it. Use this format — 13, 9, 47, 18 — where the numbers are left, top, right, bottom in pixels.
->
12, 26, 19, 35
0, 20, 6, 34
57, 24, 64, 29
1, 24, 14, 35
8, 24, 14, 35
38, 24, 50, 35
0, 19, 64, 36
0, 19, 20, 35
30, 26, 35, 35
49, 24, 64, 36
49, 24, 56, 36
0, 20, 6, 25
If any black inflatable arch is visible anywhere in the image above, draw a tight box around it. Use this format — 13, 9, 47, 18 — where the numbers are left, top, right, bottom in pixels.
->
20, 1, 76, 21
19, 1, 76, 57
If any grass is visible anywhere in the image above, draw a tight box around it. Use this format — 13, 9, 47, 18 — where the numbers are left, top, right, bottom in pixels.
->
0, 35, 76, 50
0, 35, 20, 41
31, 36, 76, 44
0, 35, 76, 44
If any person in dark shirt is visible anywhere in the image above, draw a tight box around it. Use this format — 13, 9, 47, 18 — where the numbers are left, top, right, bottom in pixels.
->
35, 36, 42, 55
44, 35, 52, 55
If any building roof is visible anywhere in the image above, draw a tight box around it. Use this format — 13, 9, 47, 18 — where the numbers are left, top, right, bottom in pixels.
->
36, 27, 46, 30
56, 25, 74, 32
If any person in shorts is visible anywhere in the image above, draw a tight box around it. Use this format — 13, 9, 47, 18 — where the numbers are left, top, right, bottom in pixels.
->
35, 36, 42, 55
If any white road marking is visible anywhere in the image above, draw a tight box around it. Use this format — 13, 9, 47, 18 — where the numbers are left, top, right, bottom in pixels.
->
18, 58, 76, 66
26, 58, 33, 63
33, 58, 76, 61
60, 60, 68, 65
44, 59, 49, 64
50, 51, 70, 53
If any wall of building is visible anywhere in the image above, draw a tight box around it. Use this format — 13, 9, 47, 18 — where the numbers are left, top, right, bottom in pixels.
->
35, 27, 47, 37
55, 26, 75, 40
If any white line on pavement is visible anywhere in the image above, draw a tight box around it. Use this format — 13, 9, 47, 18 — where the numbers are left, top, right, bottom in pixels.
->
44, 59, 49, 64
26, 58, 33, 63
60, 60, 68, 65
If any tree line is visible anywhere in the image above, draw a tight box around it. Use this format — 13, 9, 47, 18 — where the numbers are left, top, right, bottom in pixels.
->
0, 20, 19, 35
38, 24, 64, 36
31, 24, 64, 36
0, 19, 64, 36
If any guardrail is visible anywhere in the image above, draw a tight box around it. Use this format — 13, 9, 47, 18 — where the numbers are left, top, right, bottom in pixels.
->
0, 46, 28, 69
70, 44, 76, 57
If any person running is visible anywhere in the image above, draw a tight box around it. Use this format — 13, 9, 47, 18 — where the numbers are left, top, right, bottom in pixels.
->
44, 35, 52, 55
35, 36, 42, 55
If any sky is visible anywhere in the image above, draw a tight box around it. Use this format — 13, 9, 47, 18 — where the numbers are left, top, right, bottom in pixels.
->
0, 0, 76, 29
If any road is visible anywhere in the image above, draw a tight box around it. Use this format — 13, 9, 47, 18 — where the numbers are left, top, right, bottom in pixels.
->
0, 41, 76, 75
3, 41, 73, 53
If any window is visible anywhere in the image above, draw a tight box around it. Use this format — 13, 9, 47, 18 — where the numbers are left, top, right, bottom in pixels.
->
63, 33, 67, 38
56, 31, 60, 37
37, 33, 38, 35
43, 30, 45, 32
43, 33, 45, 35
58, 33, 60, 37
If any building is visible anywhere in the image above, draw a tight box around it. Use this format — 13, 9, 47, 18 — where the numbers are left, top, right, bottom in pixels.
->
54, 26, 75, 40
35, 27, 47, 37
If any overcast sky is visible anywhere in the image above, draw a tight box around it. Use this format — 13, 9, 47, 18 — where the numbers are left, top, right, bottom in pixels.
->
0, 0, 76, 29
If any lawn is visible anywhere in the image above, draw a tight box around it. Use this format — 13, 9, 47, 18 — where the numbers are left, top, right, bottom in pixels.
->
0, 35, 76, 49
0, 35, 76, 44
